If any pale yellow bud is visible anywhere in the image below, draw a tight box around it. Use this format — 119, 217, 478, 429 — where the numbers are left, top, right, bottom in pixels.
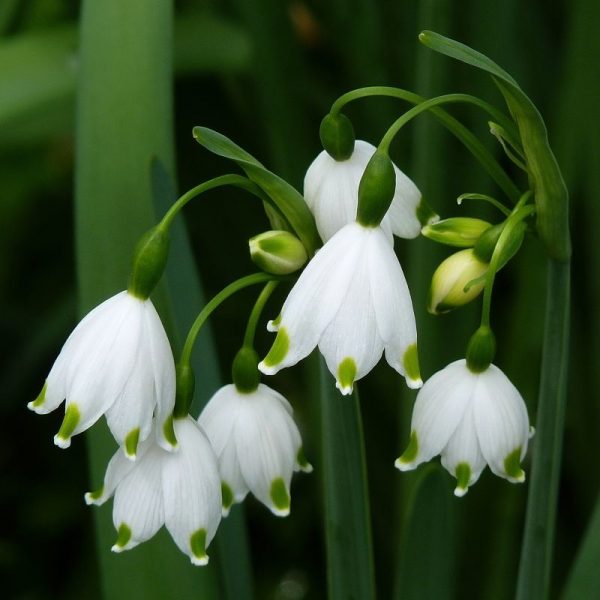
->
249, 230, 308, 275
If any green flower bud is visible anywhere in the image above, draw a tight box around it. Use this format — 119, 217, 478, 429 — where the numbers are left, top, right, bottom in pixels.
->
466, 326, 496, 372
356, 151, 396, 228
422, 217, 492, 247
127, 225, 169, 299
232, 347, 261, 393
473, 223, 504, 262
249, 230, 308, 275
319, 113, 355, 161
174, 362, 195, 418
428, 249, 488, 315
473, 220, 526, 269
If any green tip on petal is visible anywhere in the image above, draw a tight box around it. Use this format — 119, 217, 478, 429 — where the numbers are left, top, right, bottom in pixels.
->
111, 523, 132, 552
416, 196, 439, 227
54, 404, 81, 449
395, 431, 419, 471
162, 415, 178, 449
297, 447, 313, 473
84, 486, 105, 506
190, 529, 208, 566
28, 382, 48, 411
336, 357, 357, 395
270, 477, 291, 516
221, 482, 234, 516
504, 448, 525, 482
454, 462, 472, 497
402, 344, 422, 388
124, 428, 140, 460
261, 327, 290, 371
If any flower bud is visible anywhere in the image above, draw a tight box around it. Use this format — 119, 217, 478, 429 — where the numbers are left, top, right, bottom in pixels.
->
466, 326, 496, 373
356, 151, 396, 228
319, 113, 355, 161
428, 249, 488, 315
422, 217, 492, 247
232, 347, 261, 393
128, 225, 170, 299
249, 230, 308, 275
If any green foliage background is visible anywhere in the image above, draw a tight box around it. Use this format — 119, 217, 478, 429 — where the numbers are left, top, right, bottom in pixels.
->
1, 0, 598, 598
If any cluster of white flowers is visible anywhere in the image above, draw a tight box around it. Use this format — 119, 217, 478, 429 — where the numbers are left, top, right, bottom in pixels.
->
29, 135, 532, 563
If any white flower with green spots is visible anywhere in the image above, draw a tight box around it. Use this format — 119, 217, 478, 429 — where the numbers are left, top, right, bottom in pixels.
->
304, 140, 429, 243
198, 383, 311, 517
395, 359, 532, 496
28, 290, 176, 458
258, 221, 422, 394
85, 416, 222, 566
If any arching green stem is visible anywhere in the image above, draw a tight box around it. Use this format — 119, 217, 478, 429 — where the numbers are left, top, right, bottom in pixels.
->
457, 193, 511, 217
243, 281, 279, 349
331, 86, 521, 203
480, 198, 534, 327
159, 174, 266, 230
179, 273, 281, 367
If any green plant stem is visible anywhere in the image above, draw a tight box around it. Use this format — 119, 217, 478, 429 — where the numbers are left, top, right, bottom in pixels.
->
242, 281, 279, 348
180, 273, 279, 368
159, 174, 263, 230
515, 259, 571, 599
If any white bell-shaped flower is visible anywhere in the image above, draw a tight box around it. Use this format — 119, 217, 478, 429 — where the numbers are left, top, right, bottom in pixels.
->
85, 416, 222, 566
395, 359, 531, 496
304, 140, 429, 243
28, 290, 176, 458
259, 221, 421, 393
198, 383, 311, 517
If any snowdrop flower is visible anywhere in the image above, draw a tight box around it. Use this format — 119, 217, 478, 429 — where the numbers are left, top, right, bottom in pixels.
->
304, 140, 431, 243
28, 290, 176, 458
395, 359, 531, 497
258, 221, 421, 393
85, 416, 222, 566
198, 381, 311, 517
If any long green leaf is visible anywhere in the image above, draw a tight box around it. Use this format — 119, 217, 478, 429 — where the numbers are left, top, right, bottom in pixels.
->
192, 126, 321, 255
419, 30, 571, 262
75, 1, 219, 597
319, 359, 375, 600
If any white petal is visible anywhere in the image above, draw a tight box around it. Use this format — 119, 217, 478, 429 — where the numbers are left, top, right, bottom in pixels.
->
235, 389, 298, 516
440, 402, 486, 496
162, 417, 222, 565
259, 223, 364, 375
474, 365, 530, 482
111, 444, 165, 552
84, 441, 150, 506
397, 360, 473, 470
143, 300, 177, 451
384, 163, 423, 239
318, 231, 384, 393
64, 294, 144, 438
367, 228, 419, 387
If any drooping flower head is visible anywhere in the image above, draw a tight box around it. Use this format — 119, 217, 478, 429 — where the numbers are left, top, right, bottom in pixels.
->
396, 358, 531, 496
304, 140, 431, 243
28, 290, 176, 458
258, 221, 422, 394
85, 416, 222, 566
198, 380, 311, 517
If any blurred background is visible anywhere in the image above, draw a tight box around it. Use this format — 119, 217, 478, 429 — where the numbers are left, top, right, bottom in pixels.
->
1, 0, 599, 598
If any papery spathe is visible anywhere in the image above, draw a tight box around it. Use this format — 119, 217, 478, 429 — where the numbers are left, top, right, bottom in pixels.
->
29, 291, 176, 458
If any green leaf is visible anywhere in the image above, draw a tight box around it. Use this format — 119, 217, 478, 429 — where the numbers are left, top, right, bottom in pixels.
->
319, 359, 375, 600
394, 466, 454, 600
419, 30, 570, 262
193, 126, 321, 256
562, 490, 600, 600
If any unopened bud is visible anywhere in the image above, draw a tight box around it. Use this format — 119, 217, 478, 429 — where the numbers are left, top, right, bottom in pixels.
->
356, 151, 396, 228
422, 217, 492, 247
319, 113, 356, 161
428, 249, 488, 315
249, 230, 308, 275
